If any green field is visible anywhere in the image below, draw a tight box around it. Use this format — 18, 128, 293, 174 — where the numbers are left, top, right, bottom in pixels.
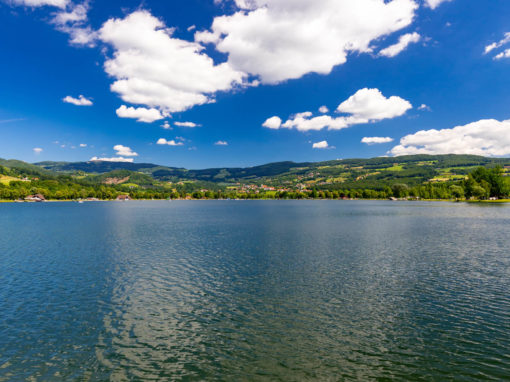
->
384, 165, 404, 172
0, 175, 20, 185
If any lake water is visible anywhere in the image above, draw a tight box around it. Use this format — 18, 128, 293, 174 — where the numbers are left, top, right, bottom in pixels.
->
1, 200, 510, 380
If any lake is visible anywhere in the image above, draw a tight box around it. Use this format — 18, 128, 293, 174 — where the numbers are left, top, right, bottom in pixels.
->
1, 200, 509, 380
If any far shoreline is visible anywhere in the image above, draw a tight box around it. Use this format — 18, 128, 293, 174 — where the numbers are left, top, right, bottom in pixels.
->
2, 199, 510, 204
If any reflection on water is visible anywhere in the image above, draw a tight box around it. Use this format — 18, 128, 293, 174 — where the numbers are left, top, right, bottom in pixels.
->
1, 201, 510, 380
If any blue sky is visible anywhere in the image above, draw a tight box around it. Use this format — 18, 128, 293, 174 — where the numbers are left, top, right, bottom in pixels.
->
1, 0, 509, 168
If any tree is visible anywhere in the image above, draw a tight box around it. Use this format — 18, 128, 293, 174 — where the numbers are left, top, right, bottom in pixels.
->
463, 175, 478, 199
450, 185, 464, 200
392, 183, 409, 198
470, 166, 509, 198
471, 184, 488, 200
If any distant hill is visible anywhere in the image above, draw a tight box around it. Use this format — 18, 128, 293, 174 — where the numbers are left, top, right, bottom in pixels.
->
34, 159, 311, 181
1, 154, 509, 201
0, 158, 50, 176
31, 155, 510, 186
0, 154, 507, 191
35, 161, 164, 173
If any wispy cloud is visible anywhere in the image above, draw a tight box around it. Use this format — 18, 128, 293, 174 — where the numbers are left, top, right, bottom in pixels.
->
51, 1, 97, 46
484, 32, 510, 54
11, 0, 68, 8
494, 49, 510, 60
0, 118, 25, 124
175, 121, 200, 128
379, 32, 421, 58
361, 137, 394, 145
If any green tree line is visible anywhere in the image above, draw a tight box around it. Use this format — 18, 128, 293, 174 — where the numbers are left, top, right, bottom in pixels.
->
0, 165, 508, 201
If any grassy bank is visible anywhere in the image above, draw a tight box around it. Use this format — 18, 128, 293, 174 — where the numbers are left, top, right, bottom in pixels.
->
466, 199, 510, 204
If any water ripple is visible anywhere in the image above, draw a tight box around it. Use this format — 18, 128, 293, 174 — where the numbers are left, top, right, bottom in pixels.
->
0, 201, 509, 380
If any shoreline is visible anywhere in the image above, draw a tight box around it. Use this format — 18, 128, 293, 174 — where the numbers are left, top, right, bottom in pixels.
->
1, 198, 509, 204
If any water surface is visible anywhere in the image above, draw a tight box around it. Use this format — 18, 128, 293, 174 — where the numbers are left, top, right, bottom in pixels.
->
1, 201, 510, 380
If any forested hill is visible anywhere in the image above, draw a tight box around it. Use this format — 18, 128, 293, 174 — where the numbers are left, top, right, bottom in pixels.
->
33, 154, 510, 184
34, 161, 163, 173
35, 155, 510, 181
35, 159, 309, 180
1, 154, 510, 200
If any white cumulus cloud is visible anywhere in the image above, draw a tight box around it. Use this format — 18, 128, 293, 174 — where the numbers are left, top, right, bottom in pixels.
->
113, 145, 138, 157
79, 143, 87, 147
33, 147, 43, 154
99, 11, 245, 113
215, 140, 228, 146
157, 138, 184, 146
63, 95, 93, 106
319, 106, 329, 114
312, 140, 330, 149
266, 88, 412, 132
116, 105, 164, 123
197, 0, 418, 84
161, 121, 172, 130
90, 156, 134, 163
418, 104, 431, 111
337, 88, 412, 120
390, 119, 510, 156
262, 116, 282, 129
379, 32, 421, 58
361, 136, 394, 145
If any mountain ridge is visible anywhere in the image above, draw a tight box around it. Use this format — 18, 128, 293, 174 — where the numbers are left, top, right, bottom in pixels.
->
33, 154, 509, 175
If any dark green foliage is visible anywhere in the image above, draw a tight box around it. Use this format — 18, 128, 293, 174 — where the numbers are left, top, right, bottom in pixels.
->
450, 185, 465, 199
0, 158, 50, 177
462, 166, 509, 199
35, 161, 162, 173
392, 184, 409, 198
